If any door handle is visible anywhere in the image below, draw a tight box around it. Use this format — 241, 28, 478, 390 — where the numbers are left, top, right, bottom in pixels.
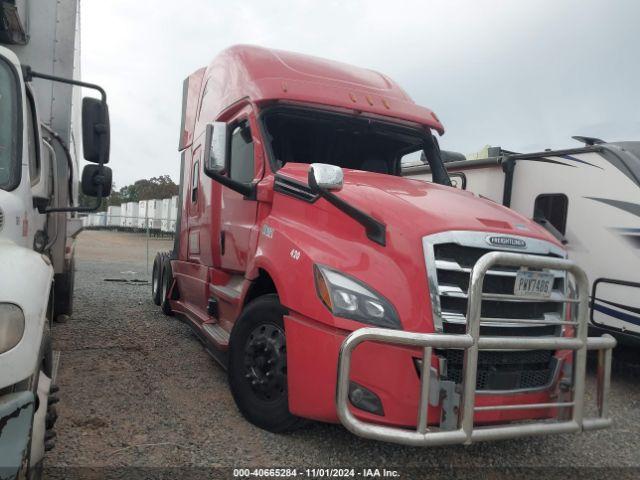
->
220, 231, 226, 255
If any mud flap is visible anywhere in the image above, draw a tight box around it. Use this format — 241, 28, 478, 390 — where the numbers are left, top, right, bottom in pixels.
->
0, 391, 34, 479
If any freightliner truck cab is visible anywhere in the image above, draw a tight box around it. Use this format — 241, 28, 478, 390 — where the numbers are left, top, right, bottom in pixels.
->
152, 45, 616, 446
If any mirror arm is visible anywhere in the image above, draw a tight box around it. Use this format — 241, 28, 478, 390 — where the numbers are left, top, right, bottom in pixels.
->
44, 182, 103, 213
25, 68, 110, 214
317, 189, 386, 246
204, 167, 256, 199
23, 66, 107, 103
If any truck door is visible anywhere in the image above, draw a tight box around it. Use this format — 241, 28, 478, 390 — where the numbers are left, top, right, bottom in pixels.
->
219, 109, 262, 272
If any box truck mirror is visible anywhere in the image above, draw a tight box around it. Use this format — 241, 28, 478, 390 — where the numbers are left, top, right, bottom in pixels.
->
82, 97, 110, 164
81, 164, 112, 197
203, 122, 228, 174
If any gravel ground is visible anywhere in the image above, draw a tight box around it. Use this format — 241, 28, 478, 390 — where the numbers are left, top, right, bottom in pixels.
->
46, 230, 640, 478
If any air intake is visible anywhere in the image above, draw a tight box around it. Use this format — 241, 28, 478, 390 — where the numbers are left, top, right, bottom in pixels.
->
0, 207, 4, 231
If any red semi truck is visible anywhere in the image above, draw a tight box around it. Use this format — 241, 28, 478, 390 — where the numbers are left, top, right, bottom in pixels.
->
152, 45, 615, 445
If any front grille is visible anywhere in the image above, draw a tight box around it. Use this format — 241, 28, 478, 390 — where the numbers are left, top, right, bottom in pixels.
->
437, 349, 557, 390
428, 237, 566, 391
433, 242, 565, 329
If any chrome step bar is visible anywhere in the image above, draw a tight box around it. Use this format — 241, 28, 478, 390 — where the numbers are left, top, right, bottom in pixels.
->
335, 251, 616, 446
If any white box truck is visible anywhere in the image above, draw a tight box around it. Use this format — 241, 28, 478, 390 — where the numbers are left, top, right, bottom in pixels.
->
0, 0, 112, 477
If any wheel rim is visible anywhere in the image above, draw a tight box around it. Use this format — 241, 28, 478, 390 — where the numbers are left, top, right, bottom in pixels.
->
243, 323, 287, 402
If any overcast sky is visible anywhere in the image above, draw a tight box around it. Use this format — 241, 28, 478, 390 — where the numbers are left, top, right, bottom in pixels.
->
81, 0, 640, 187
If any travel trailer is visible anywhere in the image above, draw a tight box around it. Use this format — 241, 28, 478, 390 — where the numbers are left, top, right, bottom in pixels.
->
404, 138, 640, 343
150, 45, 615, 447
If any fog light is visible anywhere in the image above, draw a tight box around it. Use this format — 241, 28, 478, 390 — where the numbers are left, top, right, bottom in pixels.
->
348, 381, 384, 416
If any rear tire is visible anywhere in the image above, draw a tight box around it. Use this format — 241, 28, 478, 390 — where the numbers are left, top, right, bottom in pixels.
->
228, 294, 306, 433
151, 253, 163, 305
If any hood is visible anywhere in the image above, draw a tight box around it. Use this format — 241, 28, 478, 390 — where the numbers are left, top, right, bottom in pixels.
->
276, 163, 560, 245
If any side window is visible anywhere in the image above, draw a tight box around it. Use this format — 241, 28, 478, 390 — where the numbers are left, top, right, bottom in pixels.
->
534, 194, 568, 235
191, 160, 199, 202
400, 149, 424, 168
26, 96, 40, 185
229, 122, 255, 185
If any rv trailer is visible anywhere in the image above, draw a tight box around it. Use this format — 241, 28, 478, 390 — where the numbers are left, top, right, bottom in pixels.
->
404, 138, 640, 343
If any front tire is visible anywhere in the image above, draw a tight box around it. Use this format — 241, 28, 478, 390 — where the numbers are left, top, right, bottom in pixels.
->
151, 253, 163, 305
160, 257, 174, 316
228, 294, 305, 433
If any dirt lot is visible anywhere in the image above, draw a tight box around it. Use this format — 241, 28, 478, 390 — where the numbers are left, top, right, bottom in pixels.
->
46, 230, 640, 478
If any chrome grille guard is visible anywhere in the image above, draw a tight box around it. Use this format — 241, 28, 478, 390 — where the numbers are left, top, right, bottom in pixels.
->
335, 251, 616, 446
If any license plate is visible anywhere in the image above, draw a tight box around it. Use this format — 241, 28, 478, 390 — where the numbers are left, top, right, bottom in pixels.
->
514, 270, 554, 298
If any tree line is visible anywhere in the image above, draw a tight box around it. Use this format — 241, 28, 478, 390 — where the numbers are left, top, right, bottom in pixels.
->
79, 175, 179, 211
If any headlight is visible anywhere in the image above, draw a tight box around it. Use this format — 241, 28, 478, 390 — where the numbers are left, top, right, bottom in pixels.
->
314, 265, 401, 329
0, 304, 25, 354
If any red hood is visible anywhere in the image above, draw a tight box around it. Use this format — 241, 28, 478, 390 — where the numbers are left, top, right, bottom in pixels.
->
276, 163, 561, 245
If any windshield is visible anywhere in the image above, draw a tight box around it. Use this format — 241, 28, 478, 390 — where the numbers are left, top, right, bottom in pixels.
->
262, 107, 451, 186
0, 57, 19, 190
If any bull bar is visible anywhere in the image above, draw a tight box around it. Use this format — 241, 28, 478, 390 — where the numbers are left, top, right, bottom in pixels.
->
335, 251, 616, 446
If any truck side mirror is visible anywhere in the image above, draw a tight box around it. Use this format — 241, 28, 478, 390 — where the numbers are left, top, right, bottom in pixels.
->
203, 122, 228, 174
82, 97, 110, 164
307, 163, 344, 193
81, 164, 112, 197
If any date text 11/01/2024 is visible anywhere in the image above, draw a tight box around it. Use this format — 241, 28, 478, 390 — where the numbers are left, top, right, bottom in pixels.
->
232, 468, 401, 478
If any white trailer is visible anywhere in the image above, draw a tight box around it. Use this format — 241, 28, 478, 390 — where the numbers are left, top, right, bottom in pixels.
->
0, 0, 111, 476
169, 195, 179, 232
147, 199, 162, 231
107, 206, 121, 228
160, 198, 171, 232
96, 212, 107, 228
138, 200, 148, 229
404, 137, 640, 343
125, 202, 139, 229
119, 202, 129, 228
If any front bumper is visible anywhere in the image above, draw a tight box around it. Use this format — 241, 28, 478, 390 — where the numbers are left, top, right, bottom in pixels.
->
333, 252, 616, 446
0, 391, 34, 478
